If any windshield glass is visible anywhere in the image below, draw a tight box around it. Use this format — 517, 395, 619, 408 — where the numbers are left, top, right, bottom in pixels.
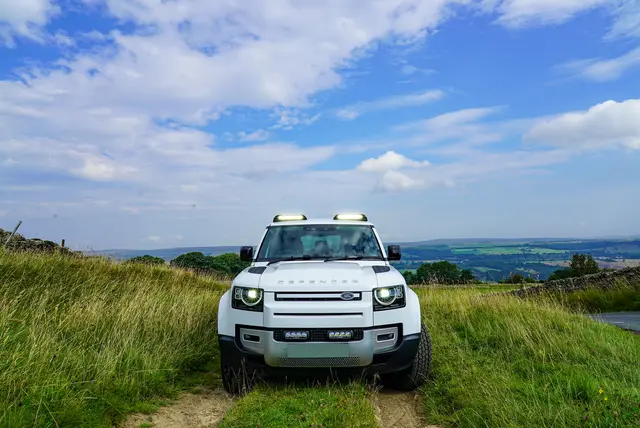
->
256, 224, 383, 261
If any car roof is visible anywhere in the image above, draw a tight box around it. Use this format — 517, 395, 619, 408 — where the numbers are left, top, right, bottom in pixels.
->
268, 218, 374, 227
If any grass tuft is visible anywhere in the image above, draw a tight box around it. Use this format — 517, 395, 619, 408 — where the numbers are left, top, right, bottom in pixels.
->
218, 381, 378, 428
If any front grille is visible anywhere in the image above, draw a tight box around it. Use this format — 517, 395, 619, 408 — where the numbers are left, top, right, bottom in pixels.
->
274, 291, 362, 302
276, 357, 360, 367
273, 328, 364, 342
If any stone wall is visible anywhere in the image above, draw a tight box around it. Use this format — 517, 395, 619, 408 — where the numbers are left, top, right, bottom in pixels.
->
505, 266, 640, 297
0, 227, 77, 255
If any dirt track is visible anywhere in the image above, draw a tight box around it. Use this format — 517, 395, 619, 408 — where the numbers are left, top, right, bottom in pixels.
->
121, 388, 234, 428
120, 384, 438, 428
373, 388, 440, 428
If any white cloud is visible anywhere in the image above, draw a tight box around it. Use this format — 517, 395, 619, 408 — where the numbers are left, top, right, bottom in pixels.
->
358, 151, 430, 173
377, 170, 424, 191
237, 129, 270, 142
336, 89, 444, 120
398, 106, 503, 131
146, 235, 161, 242
393, 106, 512, 149
606, 1, 640, 39
486, 0, 613, 28
271, 108, 321, 130
0, 0, 58, 46
524, 99, 640, 150
555, 46, 640, 82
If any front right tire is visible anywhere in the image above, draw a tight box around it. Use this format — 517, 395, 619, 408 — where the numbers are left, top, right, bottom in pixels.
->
382, 321, 432, 391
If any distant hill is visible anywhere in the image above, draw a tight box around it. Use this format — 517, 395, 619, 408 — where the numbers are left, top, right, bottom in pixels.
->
93, 246, 242, 261
92, 237, 640, 264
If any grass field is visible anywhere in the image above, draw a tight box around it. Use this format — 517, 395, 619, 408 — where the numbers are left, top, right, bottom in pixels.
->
2, 250, 639, 427
542, 279, 640, 313
0, 251, 379, 427
417, 287, 640, 427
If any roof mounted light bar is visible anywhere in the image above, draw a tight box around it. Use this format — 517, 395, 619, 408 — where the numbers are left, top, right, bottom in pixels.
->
273, 214, 307, 222
333, 213, 368, 221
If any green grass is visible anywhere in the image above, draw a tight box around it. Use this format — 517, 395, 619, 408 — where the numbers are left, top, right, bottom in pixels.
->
418, 288, 640, 427
219, 382, 377, 428
545, 280, 640, 313
0, 250, 227, 427
4, 249, 639, 428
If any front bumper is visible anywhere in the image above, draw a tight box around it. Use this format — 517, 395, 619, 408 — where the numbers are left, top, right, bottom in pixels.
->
218, 323, 420, 377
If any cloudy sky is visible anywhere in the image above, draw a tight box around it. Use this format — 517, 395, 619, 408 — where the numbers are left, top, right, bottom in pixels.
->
1, 0, 639, 250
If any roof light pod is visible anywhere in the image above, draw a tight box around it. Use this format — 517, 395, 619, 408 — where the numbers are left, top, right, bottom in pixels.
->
273, 214, 307, 222
333, 213, 368, 221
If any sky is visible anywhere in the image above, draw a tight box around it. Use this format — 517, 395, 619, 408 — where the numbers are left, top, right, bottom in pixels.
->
1, 0, 639, 251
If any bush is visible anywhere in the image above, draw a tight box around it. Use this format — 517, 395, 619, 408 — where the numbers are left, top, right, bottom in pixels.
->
125, 255, 166, 265
170, 251, 249, 277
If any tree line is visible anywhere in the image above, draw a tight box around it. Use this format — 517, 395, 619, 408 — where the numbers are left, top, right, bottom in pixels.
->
402, 253, 608, 285
402, 261, 478, 285
126, 251, 250, 276
128, 250, 608, 285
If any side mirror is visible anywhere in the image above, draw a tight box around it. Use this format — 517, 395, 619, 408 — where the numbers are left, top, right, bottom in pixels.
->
387, 245, 401, 261
239, 246, 254, 262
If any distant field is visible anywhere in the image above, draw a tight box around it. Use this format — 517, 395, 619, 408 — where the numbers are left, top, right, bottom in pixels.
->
92, 238, 640, 283
451, 246, 567, 255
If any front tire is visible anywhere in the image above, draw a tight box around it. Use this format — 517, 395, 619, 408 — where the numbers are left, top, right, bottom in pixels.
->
384, 322, 432, 391
220, 351, 257, 395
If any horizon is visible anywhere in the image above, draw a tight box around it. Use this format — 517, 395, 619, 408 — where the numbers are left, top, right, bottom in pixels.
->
1, 1, 639, 249
93, 233, 640, 253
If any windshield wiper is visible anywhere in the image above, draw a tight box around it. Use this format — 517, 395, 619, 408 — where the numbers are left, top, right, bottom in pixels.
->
267, 255, 312, 265
323, 255, 365, 262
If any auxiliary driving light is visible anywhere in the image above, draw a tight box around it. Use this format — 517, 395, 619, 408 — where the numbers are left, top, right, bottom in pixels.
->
284, 331, 309, 340
328, 330, 353, 340
273, 214, 307, 222
333, 213, 368, 221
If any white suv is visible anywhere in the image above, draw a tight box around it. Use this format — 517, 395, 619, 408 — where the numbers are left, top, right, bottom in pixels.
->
217, 213, 431, 394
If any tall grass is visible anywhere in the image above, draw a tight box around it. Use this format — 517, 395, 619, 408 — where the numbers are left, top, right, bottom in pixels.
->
419, 288, 640, 427
0, 250, 227, 427
544, 280, 640, 313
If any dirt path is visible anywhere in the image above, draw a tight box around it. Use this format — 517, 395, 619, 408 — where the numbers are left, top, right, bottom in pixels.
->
373, 388, 440, 428
120, 387, 234, 428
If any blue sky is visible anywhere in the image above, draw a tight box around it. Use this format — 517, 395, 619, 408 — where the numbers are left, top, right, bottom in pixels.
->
1, 0, 639, 250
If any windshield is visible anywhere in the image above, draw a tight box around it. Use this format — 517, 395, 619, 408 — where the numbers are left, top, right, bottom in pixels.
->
256, 224, 383, 261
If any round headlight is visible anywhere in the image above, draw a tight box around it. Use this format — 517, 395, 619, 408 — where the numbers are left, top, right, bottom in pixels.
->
240, 288, 262, 306
374, 287, 397, 305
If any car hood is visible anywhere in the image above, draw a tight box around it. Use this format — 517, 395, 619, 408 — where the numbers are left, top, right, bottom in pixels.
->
233, 261, 404, 292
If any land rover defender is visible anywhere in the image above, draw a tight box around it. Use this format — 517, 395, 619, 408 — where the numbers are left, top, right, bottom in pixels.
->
217, 213, 431, 394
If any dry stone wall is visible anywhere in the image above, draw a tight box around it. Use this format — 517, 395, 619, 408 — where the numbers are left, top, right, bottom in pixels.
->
505, 266, 640, 297
0, 227, 78, 255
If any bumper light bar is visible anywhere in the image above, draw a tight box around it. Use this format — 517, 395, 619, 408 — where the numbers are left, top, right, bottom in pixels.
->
284, 331, 309, 340
328, 330, 353, 340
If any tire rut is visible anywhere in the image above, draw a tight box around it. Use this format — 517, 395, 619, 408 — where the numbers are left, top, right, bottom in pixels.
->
120, 387, 234, 428
373, 388, 440, 428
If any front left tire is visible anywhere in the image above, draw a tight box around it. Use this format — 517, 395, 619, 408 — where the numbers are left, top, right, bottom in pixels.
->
382, 321, 432, 391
